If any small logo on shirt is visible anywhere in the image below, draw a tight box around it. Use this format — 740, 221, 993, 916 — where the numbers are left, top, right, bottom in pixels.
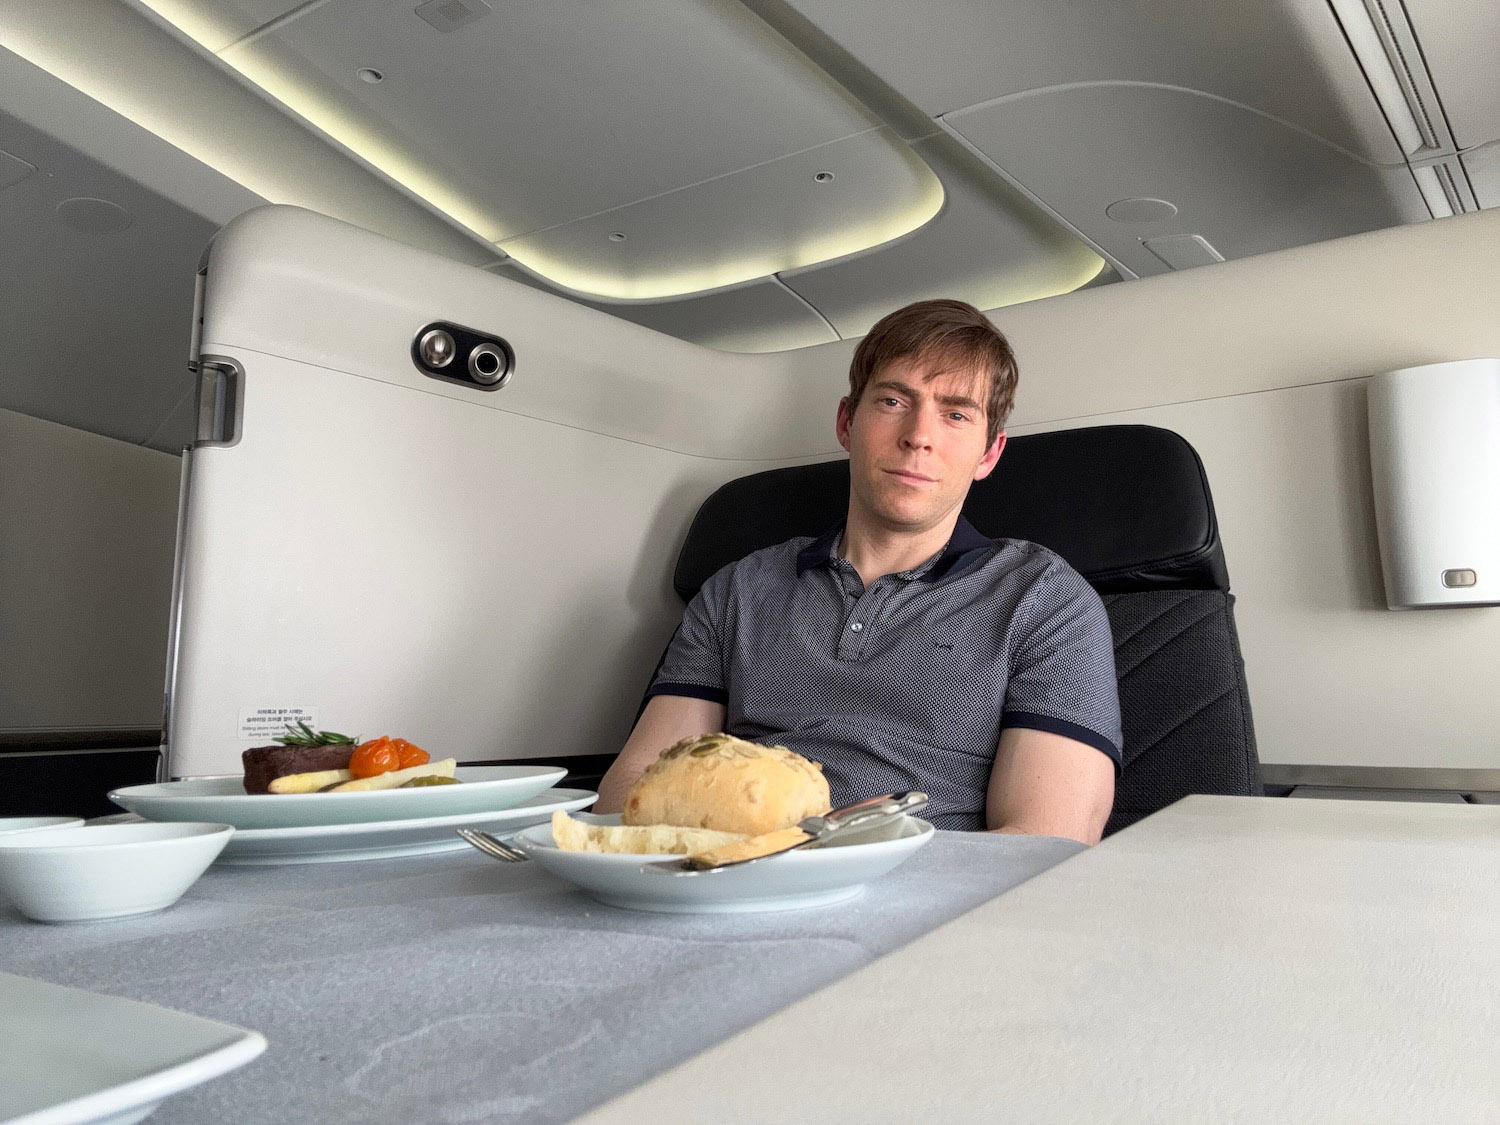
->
933, 641, 955, 650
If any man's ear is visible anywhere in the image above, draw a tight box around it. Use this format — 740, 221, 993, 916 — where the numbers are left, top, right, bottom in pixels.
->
835, 396, 854, 453
973, 431, 1007, 481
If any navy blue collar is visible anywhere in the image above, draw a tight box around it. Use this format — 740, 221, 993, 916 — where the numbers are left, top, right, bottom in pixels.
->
796, 515, 994, 583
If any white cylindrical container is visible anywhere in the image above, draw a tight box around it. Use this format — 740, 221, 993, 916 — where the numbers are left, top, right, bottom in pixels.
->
1367, 358, 1500, 608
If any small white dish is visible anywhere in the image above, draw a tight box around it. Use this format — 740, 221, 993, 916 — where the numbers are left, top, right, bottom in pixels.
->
0, 971, 265, 1125
218, 787, 598, 864
109, 764, 567, 829
514, 812, 934, 913
0, 817, 84, 837
0, 822, 233, 923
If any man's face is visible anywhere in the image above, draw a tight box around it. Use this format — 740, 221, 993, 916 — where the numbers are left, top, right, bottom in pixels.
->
836, 355, 1006, 536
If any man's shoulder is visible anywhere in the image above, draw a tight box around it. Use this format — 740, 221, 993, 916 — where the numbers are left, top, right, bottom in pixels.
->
983, 538, 1081, 581
972, 538, 1101, 606
701, 534, 816, 591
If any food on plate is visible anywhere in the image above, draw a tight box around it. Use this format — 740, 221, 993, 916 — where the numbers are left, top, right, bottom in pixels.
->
685, 825, 814, 869
623, 732, 831, 836
348, 736, 429, 779
242, 724, 456, 795
550, 809, 746, 855
241, 724, 357, 794
267, 767, 354, 795
326, 758, 456, 792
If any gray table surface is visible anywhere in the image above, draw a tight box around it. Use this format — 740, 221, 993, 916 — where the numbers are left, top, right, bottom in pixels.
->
584, 797, 1500, 1122
0, 830, 1082, 1123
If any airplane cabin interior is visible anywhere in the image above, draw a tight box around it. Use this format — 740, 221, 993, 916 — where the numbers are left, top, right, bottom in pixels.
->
0, 1, 1496, 1121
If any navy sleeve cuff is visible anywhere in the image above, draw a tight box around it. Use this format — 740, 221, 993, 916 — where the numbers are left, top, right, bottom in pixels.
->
646, 682, 729, 705
1001, 711, 1123, 773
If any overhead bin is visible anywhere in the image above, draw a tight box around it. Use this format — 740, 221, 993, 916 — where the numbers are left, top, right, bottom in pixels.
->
942, 82, 1431, 279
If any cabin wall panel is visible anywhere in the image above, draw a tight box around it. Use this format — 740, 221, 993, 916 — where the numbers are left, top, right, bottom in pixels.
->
1011, 381, 1500, 770
0, 409, 179, 736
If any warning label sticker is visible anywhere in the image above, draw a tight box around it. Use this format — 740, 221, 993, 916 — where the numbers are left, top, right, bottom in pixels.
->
238, 706, 319, 742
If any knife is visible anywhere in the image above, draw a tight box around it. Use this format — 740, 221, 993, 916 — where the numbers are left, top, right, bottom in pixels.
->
639, 791, 929, 876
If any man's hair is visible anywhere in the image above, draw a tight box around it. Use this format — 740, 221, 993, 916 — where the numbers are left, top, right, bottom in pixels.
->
846, 298, 1019, 446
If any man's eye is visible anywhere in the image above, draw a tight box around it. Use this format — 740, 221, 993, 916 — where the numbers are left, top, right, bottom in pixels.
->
879, 397, 902, 407
948, 412, 970, 423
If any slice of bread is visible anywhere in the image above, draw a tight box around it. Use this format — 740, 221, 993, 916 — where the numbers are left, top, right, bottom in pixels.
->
550, 810, 746, 855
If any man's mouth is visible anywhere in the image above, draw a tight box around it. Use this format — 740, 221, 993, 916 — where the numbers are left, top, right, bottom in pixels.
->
884, 468, 937, 484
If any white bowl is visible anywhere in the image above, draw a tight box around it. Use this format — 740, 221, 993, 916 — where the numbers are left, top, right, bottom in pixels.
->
515, 813, 934, 913
0, 816, 84, 837
0, 822, 233, 923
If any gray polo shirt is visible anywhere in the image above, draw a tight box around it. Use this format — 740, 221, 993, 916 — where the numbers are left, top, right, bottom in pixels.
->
648, 517, 1122, 831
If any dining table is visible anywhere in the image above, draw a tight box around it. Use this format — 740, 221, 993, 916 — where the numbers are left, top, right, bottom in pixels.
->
582, 794, 1500, 1122
0, 819, 1083, 1122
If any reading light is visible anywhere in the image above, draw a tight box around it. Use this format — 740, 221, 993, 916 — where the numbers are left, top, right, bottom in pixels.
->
1325, 0, 1431, 156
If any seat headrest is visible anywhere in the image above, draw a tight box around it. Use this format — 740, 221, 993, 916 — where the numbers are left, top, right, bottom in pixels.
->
673, 424, 1228, 600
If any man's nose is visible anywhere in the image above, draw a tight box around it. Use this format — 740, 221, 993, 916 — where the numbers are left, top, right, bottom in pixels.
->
900, 407, 935, 450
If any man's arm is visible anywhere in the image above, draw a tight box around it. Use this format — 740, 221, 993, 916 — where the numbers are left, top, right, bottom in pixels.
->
594, 694, 727, 813
985, 727, 1115, 845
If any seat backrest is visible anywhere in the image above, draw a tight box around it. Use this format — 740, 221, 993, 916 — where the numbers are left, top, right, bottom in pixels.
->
671, 424, 1261, 834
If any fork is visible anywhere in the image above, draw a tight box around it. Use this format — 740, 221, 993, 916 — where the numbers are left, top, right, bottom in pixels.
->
457, 828, 529, 863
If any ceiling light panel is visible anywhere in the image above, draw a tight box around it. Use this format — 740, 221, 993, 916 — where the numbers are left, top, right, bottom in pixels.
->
778, 134, 1104, 339
3, 1, 503, 266
945, 83, 1432, 279
173, 0, 943, 297
133, 0, 304, 52
501, 128, 941, 300
776, 0, 1412, 165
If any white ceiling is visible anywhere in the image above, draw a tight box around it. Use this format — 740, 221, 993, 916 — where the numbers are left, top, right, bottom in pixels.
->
0, 0, 1494, 453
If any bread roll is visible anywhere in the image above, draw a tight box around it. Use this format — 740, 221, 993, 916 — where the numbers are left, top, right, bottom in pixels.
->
623, 733, 831, 836
550, 810, 746, 855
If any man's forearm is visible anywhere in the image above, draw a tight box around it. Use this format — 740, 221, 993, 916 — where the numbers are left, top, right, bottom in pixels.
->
594, 694, 727, 813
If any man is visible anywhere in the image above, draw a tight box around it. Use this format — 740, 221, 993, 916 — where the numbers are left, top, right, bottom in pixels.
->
597, 299, 1120, 844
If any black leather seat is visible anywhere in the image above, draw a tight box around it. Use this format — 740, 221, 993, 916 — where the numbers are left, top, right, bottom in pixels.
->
668, 423, 1262, 835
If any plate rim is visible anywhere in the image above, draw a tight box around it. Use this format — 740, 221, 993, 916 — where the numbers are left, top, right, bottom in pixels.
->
226, 787, 599, 841
0, 973, 267, 1125
108, 763, 567, 805
514, 814, 935, 863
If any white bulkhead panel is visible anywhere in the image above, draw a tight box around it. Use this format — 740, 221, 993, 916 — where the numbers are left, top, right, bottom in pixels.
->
167, 205, 842, 777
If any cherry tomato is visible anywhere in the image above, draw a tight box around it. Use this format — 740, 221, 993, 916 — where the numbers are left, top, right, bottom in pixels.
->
391, 739, 430, 770
349, 737, 400, 779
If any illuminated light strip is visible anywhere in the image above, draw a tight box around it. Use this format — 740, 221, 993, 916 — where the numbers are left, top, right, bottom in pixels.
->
8, 1, 1083, 306
507, 167, 948, 301
1, 13, 291, 209
211, 44, 500, 241
130, 0, 953, 300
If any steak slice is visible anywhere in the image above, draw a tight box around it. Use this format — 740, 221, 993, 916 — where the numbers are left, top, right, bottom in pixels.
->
242, 743, 355, 794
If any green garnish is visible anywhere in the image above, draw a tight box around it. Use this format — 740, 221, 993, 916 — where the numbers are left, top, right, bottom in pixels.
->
273, 721, 358, 747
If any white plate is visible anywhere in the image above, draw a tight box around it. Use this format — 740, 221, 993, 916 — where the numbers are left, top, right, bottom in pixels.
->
0, 817, 83, 837
109, 765, 567, 829
0, 971, 265, 1125
514, 812, 934, 913
217, 788, 598, 864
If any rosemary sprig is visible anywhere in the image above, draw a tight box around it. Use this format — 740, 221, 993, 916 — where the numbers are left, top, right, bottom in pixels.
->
273, 720, 358, 747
